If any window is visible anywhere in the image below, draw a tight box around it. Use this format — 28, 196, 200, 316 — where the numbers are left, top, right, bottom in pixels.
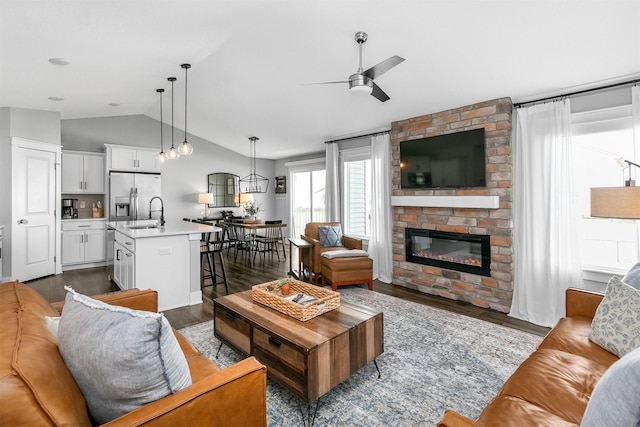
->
571, 105, 639, 274
289, 166, 325, 239
342, 148, 371, 238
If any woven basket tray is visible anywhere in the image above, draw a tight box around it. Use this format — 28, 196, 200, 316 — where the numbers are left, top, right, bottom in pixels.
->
252, 279, 340, 321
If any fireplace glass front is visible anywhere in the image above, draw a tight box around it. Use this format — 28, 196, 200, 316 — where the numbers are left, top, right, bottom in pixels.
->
405, 228, 491, 276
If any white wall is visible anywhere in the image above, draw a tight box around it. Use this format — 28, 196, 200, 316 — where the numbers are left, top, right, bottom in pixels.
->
61, 115, 276, 224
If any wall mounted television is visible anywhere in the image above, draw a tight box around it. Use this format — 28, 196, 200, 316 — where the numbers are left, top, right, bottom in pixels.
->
400, 128, 486, 189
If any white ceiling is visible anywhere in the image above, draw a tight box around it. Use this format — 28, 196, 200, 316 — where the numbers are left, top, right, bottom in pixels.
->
1, 0, 639, 159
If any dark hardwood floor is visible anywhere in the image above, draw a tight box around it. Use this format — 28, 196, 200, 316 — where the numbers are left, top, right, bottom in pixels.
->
26, 247, 550, 337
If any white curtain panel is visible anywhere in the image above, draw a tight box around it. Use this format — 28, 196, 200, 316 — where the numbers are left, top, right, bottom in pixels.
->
369, 133, 393, 283
325, 142, 340, 222
633, 85, 640, 254
510, 99, 583, 327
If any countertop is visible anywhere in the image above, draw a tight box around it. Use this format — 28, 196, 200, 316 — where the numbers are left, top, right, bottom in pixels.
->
61, 218, 106, 222
107, 220, 219, 239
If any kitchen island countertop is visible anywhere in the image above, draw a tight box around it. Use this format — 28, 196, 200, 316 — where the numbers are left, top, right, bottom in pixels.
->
107, 220, 219, 239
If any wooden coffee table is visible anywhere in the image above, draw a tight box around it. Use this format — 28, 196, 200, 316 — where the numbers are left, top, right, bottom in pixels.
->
213, 290, 384, 403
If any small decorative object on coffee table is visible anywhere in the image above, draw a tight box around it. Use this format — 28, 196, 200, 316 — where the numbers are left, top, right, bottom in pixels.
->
252, 279, 340, 321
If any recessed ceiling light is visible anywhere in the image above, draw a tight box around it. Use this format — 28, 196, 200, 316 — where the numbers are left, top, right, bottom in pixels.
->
108, 103, 120, 107
48, 96, 64, 101
48, 58, 70, 66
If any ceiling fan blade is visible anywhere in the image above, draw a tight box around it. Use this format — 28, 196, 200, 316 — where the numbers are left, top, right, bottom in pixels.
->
371, 82, 390, 102
362, 55, 405, 80
304, 80, 349, 85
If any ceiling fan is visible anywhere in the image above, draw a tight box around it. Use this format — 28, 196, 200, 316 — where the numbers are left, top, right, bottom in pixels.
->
314, 31, 405, 102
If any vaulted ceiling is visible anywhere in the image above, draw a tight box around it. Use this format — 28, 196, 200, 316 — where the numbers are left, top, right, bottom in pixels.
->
1, 0, 639, 159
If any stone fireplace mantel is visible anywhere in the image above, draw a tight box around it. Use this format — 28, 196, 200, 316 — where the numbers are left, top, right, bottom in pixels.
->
391, 195, 500, 209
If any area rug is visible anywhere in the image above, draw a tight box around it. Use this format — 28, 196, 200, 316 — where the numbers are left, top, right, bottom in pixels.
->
179, 287, 542, 426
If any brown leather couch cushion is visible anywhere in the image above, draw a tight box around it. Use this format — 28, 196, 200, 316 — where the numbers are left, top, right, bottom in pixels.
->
0, 281, 91, 426
538, 317, 619, 367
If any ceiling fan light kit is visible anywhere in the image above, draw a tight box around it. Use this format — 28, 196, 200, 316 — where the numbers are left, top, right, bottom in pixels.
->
349, 74, 373, 94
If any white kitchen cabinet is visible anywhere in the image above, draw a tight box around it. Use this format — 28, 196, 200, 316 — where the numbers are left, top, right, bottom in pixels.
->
113, 231, 135, 290
62, 221, 106, 268
107, 145, 160, 173
62, 152, 105, 193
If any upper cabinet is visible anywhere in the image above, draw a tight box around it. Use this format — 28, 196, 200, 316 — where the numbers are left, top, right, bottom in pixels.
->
107, 145, 160, 173
62, 152, 105, 193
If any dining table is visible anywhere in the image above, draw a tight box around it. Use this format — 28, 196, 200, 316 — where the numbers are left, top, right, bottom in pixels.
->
203, 220, 287, 265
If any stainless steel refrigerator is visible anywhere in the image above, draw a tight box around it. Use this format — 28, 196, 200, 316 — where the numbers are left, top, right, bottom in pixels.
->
107, 172, 162, 265
109, 171, 162, 222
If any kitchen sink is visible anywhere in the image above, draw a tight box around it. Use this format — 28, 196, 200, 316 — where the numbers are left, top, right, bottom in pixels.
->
126, 224, 159, 230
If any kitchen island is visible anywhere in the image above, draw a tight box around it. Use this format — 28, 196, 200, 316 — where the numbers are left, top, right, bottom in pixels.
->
107, 220, 218, 311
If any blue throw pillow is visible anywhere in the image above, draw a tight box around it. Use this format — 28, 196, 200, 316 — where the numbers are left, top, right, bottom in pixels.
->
581, 346, 640, 427
57, 287, 191, 424
318, 225, 343, 247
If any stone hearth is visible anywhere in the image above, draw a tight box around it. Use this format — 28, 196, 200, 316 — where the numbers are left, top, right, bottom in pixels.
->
391, 98, 513, 313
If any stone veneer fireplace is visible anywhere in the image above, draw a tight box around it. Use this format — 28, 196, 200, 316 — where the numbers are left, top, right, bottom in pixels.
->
391, 98, 513, 313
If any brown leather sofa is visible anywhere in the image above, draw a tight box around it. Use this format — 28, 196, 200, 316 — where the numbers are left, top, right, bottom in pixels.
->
301, 221, 363, 284
0, 280, 267, 427
438, 287, 618, 427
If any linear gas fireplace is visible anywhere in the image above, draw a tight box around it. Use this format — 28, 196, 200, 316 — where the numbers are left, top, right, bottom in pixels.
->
405, 228, 491, 277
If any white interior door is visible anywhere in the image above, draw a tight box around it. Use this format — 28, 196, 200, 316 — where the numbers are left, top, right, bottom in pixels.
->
12, 143, 57, 281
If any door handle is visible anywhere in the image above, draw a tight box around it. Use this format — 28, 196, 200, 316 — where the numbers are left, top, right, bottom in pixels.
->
116, 249, 121, 261
18, 219, 28, 224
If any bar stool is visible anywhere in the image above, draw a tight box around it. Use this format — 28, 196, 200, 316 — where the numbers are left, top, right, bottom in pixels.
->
199, 229, 229, 295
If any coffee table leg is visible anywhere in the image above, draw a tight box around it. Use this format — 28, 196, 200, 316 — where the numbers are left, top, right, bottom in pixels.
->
297, 397, 321, 427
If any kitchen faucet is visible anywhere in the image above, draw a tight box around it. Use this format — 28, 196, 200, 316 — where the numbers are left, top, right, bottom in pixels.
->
149, 196, 165, 226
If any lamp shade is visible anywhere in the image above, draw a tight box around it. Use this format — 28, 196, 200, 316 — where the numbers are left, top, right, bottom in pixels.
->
590, 187, 640, 219
198, 193, 214, 205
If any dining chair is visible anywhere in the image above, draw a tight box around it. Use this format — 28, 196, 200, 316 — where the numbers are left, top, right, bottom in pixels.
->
253, 221, 282, 263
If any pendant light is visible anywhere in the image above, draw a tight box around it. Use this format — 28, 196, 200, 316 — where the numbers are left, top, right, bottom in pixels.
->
156, 88, 167, 164
240, 136, 269, 193
167, 76, 180, 160
178, 63, 194, 156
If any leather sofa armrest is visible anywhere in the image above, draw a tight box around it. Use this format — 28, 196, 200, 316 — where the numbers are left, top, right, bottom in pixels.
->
437, 409, 479, 427
342, 235, 363, 250
103, 357, 267, 427
565, 287, 604, 320
51, 288, 159, 314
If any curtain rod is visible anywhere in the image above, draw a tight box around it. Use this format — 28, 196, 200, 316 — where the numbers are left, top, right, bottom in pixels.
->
513, 78, 639, 109
324, 129, 390, 144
